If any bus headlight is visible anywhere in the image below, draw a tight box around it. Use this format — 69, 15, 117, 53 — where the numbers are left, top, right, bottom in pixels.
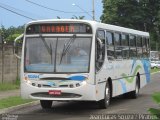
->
27, 80, 32, 85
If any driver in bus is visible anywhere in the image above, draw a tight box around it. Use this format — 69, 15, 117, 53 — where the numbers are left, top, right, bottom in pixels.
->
74, 47, 87, 56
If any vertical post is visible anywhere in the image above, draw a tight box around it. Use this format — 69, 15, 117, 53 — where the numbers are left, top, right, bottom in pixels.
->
1, 36, 4, 83
0, 35, 2, 83
92, 0, 95, 20
17, 47, 19, 82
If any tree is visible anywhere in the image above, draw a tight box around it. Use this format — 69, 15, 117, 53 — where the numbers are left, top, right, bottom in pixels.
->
0, 25, 24, 43
6, 33, 21, 43
148, 92, 160, 119
0, 25, 7, 39
101, 0, 146, 30
101, 0, 160, 51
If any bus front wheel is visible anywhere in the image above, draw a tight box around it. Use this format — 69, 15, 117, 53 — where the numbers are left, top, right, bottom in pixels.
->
40, 100, 52, 109
98, 82, 111, 109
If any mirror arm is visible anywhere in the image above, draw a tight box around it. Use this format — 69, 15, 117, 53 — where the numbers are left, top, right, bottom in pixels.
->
97, 38, 103, 49
14, 54, 21, 60
14, 34, 23, 59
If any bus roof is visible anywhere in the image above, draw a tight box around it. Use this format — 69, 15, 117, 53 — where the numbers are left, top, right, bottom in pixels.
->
26, 19, 149, 37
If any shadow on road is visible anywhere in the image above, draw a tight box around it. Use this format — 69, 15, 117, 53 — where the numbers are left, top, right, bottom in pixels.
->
11, 93, 153, 120
35, 93, 149, 114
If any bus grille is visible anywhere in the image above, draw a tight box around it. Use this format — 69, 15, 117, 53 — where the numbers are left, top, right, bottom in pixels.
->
31, 92, 82, 98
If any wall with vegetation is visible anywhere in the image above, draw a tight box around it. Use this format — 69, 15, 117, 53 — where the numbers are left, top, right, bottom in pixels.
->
0, 44, 20, 83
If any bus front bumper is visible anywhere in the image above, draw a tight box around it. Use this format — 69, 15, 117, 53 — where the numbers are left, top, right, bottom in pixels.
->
21, 81, 97, 101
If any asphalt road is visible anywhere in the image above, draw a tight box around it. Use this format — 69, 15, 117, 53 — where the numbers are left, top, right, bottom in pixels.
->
7, 73, 160, 120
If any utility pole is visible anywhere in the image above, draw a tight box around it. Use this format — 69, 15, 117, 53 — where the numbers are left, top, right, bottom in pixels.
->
0, 35, 1, 83
92, 0, 95, 20
0, 35, 4, 83
2, 36, 4, 83
72, 0, 95, 21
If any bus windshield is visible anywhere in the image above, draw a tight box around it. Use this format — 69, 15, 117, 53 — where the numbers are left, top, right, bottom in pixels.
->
24, 36, 91, 73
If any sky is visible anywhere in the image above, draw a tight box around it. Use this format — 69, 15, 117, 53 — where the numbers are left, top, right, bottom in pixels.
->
0, 0, 103, 28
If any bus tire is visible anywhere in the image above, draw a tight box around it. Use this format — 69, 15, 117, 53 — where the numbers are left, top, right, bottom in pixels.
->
40, 100, 52, 109
98, 82, 111, 109
124, 77, 140, 99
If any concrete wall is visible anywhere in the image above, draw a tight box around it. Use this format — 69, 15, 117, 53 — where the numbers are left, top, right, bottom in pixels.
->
0, 44, 20, 83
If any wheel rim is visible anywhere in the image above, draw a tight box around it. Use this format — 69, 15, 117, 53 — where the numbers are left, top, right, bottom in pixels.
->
105, 84, 110, 105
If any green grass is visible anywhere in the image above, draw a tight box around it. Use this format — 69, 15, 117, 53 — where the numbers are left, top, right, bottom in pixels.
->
0, 78, 20, 91
151, 68, 160, 73
0, 83, 19, 91
0, 96, 33, 109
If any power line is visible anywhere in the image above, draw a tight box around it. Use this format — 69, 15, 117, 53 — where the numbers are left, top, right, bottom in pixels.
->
25, 0, 92, 14
72, 4, 93, 19
0, 2, 45, 19
0, 4, 35, 20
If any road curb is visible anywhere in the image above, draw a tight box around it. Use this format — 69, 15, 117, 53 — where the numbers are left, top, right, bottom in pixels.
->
0, 100, 39, 114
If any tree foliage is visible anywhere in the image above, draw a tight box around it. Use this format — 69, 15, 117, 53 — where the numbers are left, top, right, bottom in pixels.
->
148, 92, 160, 119
101, 0, 160, 51
0, 25, 24, 43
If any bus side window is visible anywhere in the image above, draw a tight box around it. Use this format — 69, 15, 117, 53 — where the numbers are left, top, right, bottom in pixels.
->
137, 36, 143, 59
121, 34, 129, 59
142, 37, 149, 58
114, 33, 122, 60
129, 35, 137, 59
96, 30, 105, 72
106, 31, 114, 61
146, 38, 150, 57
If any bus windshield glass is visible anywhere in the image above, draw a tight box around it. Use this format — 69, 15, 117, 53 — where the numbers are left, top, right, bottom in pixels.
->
24, 36, 91, 73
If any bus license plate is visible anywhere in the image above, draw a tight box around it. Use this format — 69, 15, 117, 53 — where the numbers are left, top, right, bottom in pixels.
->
48, 90, 61, 95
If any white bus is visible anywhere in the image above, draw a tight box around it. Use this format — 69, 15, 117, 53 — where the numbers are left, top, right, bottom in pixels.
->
14, 19, 150, 109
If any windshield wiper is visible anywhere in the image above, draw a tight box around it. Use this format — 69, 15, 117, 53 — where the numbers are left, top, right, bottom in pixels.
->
40, 35, 52, 55
60, 34, 76, 64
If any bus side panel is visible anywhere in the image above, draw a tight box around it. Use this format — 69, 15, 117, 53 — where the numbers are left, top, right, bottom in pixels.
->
111, 59, 150, 97
95, 70, 108, 101
95, 82, 106, 101
96, 59, 150, 99
112, 60, 133, 96
139, 59, 151, 88
95, 60, 114, 101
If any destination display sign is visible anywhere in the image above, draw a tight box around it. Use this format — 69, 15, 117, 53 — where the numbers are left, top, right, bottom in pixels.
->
26, 23, 92, 34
